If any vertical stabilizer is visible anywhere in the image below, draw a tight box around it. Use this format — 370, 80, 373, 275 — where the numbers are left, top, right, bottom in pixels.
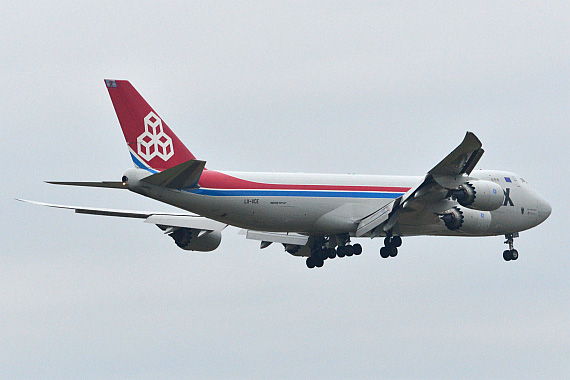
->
105, 79, 196, 171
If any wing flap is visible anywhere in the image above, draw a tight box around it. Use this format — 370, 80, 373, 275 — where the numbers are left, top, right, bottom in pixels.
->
356, 200, 396, 237
243, 230, 309, 246
145, 215, 227, 231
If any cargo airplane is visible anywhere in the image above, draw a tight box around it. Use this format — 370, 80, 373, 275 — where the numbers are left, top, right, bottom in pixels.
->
19, 80, 552, 268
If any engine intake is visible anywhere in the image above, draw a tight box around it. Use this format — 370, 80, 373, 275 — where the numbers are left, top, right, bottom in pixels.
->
452, 180, 504, 211
441, 206, 464, 230
441, 206, 492, 234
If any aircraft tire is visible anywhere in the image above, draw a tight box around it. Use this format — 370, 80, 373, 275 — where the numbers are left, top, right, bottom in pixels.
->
511, 249, 518, 260
389, 246, 398, 257
380, 247, 390, 258
503, 250, 512, 261
345, 245, 354, 257
315, 258, 324, 268
327, 248, 336, 259
391, 236, 402, 247
315, 249, 327, 261
337, 246, 346, 258
353, 244, 362, 255
306, 257, 316, 268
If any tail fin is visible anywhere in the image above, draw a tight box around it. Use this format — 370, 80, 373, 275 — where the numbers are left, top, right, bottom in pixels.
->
105, 79, 196, 171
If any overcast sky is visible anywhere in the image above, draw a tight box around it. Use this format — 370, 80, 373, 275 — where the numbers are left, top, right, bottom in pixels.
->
1, 1, 569, 379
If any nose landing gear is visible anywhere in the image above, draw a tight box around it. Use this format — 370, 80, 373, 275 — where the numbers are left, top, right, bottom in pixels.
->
503, 233, 519, 261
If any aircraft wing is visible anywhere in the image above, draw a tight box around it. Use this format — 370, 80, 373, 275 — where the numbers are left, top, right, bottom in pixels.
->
356, 132, 483, 237
428, 132, 483, 177
16, 199, 227, 231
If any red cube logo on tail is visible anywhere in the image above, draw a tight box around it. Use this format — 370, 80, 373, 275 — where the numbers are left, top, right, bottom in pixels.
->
137, 111, 174, 161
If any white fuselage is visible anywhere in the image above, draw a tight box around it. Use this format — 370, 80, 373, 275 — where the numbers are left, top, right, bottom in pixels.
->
124, 168, 551, 238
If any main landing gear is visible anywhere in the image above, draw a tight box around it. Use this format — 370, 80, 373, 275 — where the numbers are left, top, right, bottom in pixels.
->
503, 233, 519, 261
380, 235, 402, 258
306, 243, 362, 269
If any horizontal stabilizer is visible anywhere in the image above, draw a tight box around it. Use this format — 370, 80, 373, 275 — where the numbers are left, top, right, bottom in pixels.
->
141, 159, 206, 189
46, 181, 126, 189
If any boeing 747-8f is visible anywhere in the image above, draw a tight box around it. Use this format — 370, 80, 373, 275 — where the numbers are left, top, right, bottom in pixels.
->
19, 80, 551, 268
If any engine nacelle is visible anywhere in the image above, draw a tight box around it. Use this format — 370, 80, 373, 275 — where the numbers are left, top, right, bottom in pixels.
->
168, 228, 222, 252
441, 206, 492, 234
452, 180, 504, 211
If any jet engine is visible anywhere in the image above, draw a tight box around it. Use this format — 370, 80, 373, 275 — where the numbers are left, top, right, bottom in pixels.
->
441, 206, 492, 234
452, 180, 504, 211
168, 228, 222, 252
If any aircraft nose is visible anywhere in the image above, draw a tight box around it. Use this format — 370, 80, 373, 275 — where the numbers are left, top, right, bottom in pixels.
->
539, 196, 552, 222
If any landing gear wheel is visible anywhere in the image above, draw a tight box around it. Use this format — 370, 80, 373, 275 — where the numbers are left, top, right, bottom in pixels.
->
391, 236, 402, 248
327, 248, 336, 259
503, 233, 520, 261
381, 233, 402, 259
352, 244, 362, 255
315, 258, 324, 268
345, 245, 354, 257
337, 246, 346, 258
306, 256, 316, 268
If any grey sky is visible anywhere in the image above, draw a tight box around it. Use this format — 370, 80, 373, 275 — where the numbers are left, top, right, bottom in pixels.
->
1, 2, 569, 379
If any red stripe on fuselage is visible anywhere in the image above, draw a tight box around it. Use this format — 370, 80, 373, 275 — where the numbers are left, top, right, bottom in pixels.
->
198, 170, 411, 192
